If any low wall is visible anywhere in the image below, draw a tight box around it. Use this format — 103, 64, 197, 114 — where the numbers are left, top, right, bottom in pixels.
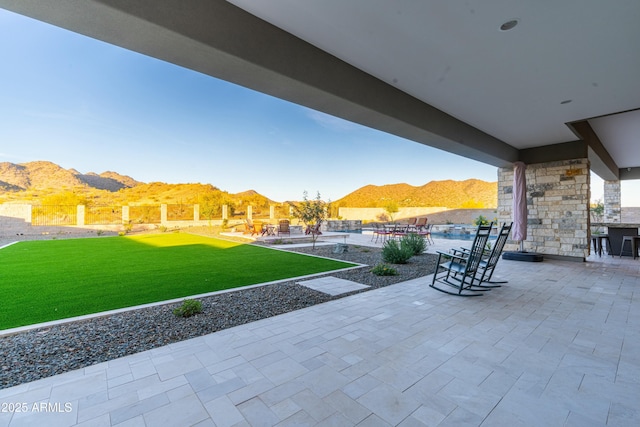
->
0, 204, 31, 222
324, 220, 362, 231
338, 207, 448, 222
338, 207, 498, 225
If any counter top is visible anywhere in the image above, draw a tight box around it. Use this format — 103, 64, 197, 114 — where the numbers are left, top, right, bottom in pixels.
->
591, 223, 640, 228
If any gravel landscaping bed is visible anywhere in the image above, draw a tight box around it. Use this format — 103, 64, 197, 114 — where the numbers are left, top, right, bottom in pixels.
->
0, 241, 438, 389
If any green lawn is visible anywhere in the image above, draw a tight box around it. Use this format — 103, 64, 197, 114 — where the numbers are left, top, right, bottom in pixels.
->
0, 233, 356, 330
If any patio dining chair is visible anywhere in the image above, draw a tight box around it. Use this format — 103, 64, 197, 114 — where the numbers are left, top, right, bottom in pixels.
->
416, 221, 433, 244
391, 223, 410, 240
305, 221, 322, 236
430, 223, 493, 296
371, 222, 392, 243
414, 217, 427, 228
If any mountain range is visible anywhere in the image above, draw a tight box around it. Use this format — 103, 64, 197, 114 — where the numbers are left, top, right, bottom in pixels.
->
0, 161, 139, 192
0, 161, 497, 208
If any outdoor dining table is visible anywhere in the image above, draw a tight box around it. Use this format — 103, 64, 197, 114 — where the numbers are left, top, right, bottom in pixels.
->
592, 223, 640, 257
263, 224, 276, 236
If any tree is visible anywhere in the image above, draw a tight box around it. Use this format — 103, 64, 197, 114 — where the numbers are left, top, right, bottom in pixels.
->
41, 191, 90, 206
590, 199, 605, 233
384, 201, 399, 222
199, 190, 234, 224
291, 191, 329, 249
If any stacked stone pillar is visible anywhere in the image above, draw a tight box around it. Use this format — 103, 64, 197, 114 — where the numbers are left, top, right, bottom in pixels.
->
603, 180, 621, 223
498, 159, 590, 260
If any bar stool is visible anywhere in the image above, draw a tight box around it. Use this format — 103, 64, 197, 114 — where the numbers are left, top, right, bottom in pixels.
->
591, 234, 611, 257
619, 236, 639, 259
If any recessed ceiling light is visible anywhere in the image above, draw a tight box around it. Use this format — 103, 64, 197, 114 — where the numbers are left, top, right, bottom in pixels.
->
499, 19, 519, 31
560, 99, 572, 105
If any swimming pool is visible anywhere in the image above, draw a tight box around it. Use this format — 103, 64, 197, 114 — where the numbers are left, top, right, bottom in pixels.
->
335, 229, 497, 241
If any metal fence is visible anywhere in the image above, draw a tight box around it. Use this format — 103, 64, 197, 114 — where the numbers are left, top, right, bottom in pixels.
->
31, 205, 77, 226
28, 203, 288, 226
166, 204, 194, 221
129, 205, 161, 224
86, 206, 122, 225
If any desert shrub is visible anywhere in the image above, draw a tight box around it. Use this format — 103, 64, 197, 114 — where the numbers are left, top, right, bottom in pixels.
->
382, 239, 414, 264
371, 263, 398, 276
401, 233, 426, 255
173, 299, 203, 318
473, 215, 490, 226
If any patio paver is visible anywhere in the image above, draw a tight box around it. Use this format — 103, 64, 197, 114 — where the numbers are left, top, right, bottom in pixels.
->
298, 276, 371, 296
0, 235, 639, 426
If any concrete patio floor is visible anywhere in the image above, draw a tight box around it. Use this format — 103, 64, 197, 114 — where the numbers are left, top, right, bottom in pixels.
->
0, 234, 638, 426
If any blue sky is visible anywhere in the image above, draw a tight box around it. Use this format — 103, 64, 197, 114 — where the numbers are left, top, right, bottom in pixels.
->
0, 9, 636, 205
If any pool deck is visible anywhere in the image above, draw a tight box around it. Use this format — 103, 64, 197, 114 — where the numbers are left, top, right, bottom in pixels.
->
1, 234, 639, 426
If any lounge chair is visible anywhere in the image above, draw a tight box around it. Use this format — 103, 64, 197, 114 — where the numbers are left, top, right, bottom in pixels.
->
253, 221, 265, 236
430, 223, 493, 296
245, 219, 257, 235
305, 222, 322, 236
277, 219, 291, 237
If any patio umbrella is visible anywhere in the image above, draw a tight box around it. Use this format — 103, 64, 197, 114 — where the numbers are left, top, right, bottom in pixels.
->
512, 161, 527, 251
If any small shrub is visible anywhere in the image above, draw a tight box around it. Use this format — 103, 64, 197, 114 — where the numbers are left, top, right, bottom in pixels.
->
382, 239, 414, 264
371, 263, 398, 276
401, 233, 426, 255
96, 229, 104, 236
173, 299, 203, 318
473, 215, 490, 226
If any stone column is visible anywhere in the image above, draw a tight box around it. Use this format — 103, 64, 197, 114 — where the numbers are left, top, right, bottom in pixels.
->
270, 205, 275, 220
77, 205, 85, 226
122, 206, 130, 224
603, 180, 621, 223
222, 205, 228, 220
160, 204, 168, 225
498, 159, 590, 260
194, 204, 200, 222
247, 205, 253, 220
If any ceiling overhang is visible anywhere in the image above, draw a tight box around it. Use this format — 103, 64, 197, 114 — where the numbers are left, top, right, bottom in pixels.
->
0, 0, 637, 179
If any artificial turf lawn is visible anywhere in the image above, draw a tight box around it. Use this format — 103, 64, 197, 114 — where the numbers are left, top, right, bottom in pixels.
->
0, 233, 356, 330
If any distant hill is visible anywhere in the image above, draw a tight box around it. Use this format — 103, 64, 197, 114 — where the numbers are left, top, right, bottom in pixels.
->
0, 161, 139, 192
0, 161, 274, 207
0, 161, 496, 209
333, 179, 497, 209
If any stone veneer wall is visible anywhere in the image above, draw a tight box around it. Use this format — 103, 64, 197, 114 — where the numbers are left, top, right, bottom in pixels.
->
498, 158, 590, 260
603, 180, 622, 223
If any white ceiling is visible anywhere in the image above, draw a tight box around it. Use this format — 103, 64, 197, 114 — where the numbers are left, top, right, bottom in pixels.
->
229, 0, 640, 170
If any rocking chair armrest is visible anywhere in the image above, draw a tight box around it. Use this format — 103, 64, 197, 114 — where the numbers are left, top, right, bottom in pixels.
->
450, 247, 468, 256
454, 247, 491, 257
435, 250, 469, 262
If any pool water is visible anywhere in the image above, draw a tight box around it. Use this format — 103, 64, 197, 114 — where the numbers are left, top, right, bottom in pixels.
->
335, 229, 496, 241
